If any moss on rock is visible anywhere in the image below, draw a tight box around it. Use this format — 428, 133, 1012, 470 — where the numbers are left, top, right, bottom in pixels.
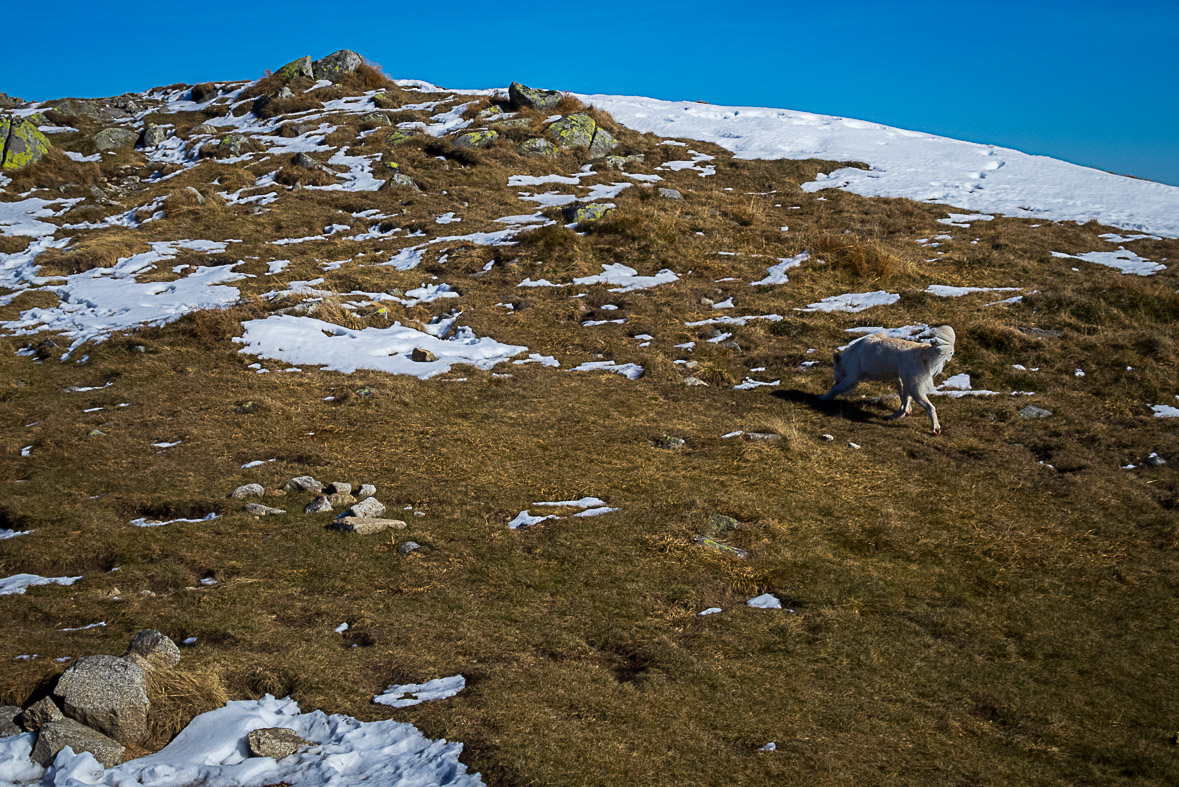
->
1, 115, 51, 170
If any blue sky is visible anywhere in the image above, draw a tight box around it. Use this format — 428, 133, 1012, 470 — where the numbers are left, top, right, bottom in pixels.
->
6, 1, 1177, 186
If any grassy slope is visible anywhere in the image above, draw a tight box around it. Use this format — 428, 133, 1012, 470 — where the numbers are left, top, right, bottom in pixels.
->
0, 72, 1177, 785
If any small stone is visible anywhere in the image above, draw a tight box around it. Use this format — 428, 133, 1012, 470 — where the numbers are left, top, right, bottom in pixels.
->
190, 123, 216, 136
1145, 452, 1166, 467
219, 133, 247, 156
18, 697, 64, 732
124, 629, 180, 670
54, 655, 149, 744
32, 719, 125, 768
398, 541, 421, 555
247, 727, 313, 759
305, 496, 333, 514
744, 432, 782, 442
604, 154, 644, 169
183, 186, 205, 205
411, 348, 437, 363
658, 188, 684, 201
243, 502, 285, 516
1019, 405, 1053, 419
230, 484, 265, 499
0, 705, 20, 736
357, 484, 377, 498
381, 172, 420, 191
331, 517, 407, 535
654, 435, 685, 450
820, 434, 834, 441
341, 497, 386, 519
275, 86, 294, 100
385, 129, 414, 146
293, 151, 328, 171
692, 536, 748, 559
325, 482, 352, 496
682, 377, 708, 386
285, 476, 324, 494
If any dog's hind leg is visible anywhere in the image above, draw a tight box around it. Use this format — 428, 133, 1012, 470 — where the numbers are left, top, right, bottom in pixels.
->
908, 379, 941, 435
885, 379, 912, 419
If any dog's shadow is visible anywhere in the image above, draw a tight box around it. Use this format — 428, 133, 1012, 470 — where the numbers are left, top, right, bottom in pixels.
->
772, 388, 881, 423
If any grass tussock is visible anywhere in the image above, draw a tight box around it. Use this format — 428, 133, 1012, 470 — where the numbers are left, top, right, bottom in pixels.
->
2, 148, 102, 191
275, 165, 336, 188
143, 665, 229, 750
811, 232, 911, 280
36, 231, 150, 276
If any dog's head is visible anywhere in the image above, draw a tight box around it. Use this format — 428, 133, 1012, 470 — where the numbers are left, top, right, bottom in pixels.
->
831, 350, 845, 383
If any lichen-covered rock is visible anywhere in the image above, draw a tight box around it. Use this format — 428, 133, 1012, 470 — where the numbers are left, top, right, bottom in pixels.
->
561, 202, 614, 225
331, 517, 407, 535
312, 50, 363, 81
93, 127, 139, 151
546, 113, 597, 150
588, 127, 619, 158
361, 111, 390, 126
1, 115, 51, 170
508, 82, 563, 112
452, 129, 498, 149
275, 56, 313, 82
385, 129, 414, 146
284, 476, 324, 494
32, 719, 125, 767
493, 117, 533, 130
0, 705, 22, 736
54, 655, 149, 744
219, 133, 247, 156
478, 105, 503, 119
124, 629, 181, 670
17, 697, 63, 731
247, 727, 313, 759
518, 137, 558, 158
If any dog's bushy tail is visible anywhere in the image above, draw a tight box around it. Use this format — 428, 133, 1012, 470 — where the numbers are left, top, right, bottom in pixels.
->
923, 325, 956, 377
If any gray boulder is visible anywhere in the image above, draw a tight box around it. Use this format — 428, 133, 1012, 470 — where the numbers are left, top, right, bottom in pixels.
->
546, 114, 596, 150
384, 129, 414, 146
140, 124, 167, 147
659, 188, 684, 200
189, 123, 216, 136
124, 629, 180, 670
247, 727, 313, 758
312, 50, 363, 81
0, 705, 21, 736
305, 496, 333, 513
32, 719, 125, 767
54, 655, 149, 744
93, 127, 139, 151
589, 127, 619, 158
1020, 405, 1053, 419
284, 476, 323, 494
230, 483, 265, 499
361, 111, 390, 126
518, 137, 558, 158
331, 517, 407, 535
325, 482, 352, 496
219, 133, 247, 156
357, 484, 377, 498
381, 172, 421, 191
507, 82, 563, 112
17, 697, 63, 731
341, 497, 386, 519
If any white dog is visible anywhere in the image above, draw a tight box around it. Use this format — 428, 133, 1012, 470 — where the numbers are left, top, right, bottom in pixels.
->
819, 326, 956, 435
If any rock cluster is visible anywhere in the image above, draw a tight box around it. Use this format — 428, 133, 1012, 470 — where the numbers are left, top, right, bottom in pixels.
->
228, 476, 409, 535
2, 629, 180, 767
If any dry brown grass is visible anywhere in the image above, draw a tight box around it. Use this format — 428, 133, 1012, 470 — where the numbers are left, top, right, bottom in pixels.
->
810, 231, 911, 280
36, 230, 150, 276
143, 664, 229, 750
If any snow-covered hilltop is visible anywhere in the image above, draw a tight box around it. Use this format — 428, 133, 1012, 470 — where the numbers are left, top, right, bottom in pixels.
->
578, 93, 1179, 238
